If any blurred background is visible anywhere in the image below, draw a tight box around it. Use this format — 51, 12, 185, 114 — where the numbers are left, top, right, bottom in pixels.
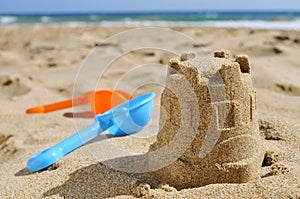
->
0, 0, 300, 29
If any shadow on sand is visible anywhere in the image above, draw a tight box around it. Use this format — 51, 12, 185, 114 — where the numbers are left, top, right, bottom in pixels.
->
42, 154, 159, 198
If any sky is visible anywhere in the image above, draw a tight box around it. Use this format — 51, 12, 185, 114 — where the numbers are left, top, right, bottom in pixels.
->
0, 0, 299, 14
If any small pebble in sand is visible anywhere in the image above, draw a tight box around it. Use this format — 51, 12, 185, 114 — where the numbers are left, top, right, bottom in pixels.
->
158, 184, 177, 192
270, 163, 289, 175
133, 183, 152, 197
262, 151, 279, 167
235, 55, 251, 73
214, 49, 231, 58
180, 52, 196, 61
274, 35, 290, 41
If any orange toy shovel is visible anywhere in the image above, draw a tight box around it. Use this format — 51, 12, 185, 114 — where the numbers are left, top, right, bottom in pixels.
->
26, 90, 134, 116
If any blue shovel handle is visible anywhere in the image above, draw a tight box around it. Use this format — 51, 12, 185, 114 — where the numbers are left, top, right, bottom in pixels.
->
27, 122, 103, 173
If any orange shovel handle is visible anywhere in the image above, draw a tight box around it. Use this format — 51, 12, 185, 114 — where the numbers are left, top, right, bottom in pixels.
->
25, 90, 134, 115
26, 96, 87, 114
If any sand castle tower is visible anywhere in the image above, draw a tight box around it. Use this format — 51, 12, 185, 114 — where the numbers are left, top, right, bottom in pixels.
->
149, 50, 264, 189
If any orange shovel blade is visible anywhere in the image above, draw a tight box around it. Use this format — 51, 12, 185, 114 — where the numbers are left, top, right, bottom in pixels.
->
89, 90, 134, 114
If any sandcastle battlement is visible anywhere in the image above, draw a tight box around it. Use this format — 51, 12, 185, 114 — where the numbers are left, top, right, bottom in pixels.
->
149, 50, 264, 189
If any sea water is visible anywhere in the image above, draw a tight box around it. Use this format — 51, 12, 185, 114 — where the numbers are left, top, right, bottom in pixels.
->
0, 11, 300, 30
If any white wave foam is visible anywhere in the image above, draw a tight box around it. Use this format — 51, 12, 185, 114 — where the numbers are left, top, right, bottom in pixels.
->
0, 16, 17, 25
1, 17, 300, 31
40, 16, 51, 23
97, 19, 300, 30
200, 19, 300, 30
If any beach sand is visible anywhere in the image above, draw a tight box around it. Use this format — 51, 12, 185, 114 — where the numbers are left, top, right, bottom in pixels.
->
0, 26, 299, 198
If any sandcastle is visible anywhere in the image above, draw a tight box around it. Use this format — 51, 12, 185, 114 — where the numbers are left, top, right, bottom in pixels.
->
149, 50, 264, 189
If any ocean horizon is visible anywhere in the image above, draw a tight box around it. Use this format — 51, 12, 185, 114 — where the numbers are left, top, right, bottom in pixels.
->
1, 11, 300, 30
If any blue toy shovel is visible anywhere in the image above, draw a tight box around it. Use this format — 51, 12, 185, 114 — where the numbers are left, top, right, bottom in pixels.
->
27, 92, 155, 173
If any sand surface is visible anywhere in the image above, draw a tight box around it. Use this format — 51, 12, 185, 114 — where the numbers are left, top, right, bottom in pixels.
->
0, 26, 299, 198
